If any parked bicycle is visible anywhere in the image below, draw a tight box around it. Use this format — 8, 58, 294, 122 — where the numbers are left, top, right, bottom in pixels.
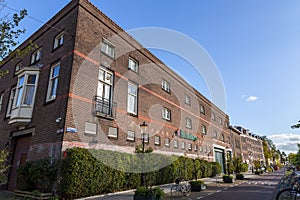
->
276, 175, 300, 200
171, 178, 191, 197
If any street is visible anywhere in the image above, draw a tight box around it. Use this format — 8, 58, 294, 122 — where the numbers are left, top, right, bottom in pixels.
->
165, 171, 283, 200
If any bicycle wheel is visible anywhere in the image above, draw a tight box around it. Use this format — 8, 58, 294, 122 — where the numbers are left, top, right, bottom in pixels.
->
184, 184, 191, 196
276, 188, 300, 200
171, 185, 181, 197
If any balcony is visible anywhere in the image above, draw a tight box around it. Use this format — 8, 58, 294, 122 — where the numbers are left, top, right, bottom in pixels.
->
94, 96, 116, 119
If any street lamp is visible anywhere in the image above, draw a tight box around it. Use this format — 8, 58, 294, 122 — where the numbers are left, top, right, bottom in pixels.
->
139, 121, 148, 187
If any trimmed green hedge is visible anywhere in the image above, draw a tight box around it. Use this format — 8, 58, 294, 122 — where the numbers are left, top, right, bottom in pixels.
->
58, 147, 223, 199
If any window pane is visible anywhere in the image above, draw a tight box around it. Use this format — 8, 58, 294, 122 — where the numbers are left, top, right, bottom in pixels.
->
50, 78, 58, 98
15, 87, 23, 107
18, 76, 25, 87
53, 65, 60, 77
24, 85, 35, 105
27, 75, 36, 84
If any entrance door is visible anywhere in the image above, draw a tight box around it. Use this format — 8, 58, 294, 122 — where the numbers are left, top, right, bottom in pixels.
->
214, 148, 225, 174
8, 135, 31, 190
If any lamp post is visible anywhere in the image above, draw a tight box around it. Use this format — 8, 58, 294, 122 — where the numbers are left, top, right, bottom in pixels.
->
139, 121, 148, 187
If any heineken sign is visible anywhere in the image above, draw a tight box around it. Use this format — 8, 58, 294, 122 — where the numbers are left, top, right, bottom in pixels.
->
177, 130, 198, 141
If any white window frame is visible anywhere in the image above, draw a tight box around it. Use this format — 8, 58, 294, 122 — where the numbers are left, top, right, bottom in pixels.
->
199, 146, 203, 152
6, 87, 16, 117
0, 93, 3, 112
161, 79, 170, 93
53, 32, 64, 49
31, 48, 42, 64
101, 38, 115, 58
46, 63, 60, 101
188, 143, 192, 150
15, 62, 23, 74
185, 94, 191, 105
162, 107, 171, 121
174, 140, 178, 148
154, 136, 160, 145
186, 117, 192, 129
201, 125, 207, 135
108, 127, 118, 138
143, 134, 149, 143
221, 133, 225, 142
213, 130, 218, 139
219, 117, 223, 125
128, 57, 138, 73
127, 82, 138, 115
200, 104, 205, 114
127, 130, 135, 141
14, 73, 38, 107
165, 138, 170, 147
212, 112, 216, 121
194, 144, 198, 151
181, 141, 185, 149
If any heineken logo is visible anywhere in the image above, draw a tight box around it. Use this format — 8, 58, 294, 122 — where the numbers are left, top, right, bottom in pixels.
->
177, 130, 197, 141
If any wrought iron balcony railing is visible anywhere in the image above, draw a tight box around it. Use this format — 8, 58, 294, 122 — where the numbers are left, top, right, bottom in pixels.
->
94, 96, 116, 119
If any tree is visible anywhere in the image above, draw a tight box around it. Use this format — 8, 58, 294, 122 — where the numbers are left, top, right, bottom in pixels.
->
0, 148, 9, 185
291, 120, 300, 129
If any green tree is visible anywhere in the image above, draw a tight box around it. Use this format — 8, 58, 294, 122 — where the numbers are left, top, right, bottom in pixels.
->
0, 148, 9, 185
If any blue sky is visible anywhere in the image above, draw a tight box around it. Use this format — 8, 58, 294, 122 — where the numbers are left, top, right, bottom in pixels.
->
2, 0, 300, 154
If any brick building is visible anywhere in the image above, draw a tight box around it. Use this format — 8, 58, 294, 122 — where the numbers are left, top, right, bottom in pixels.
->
0, 0, 264, 190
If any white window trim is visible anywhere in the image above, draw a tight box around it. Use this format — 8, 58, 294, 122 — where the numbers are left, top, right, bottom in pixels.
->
181, 141, 185, 149
162, 79, 170, 93
15, 62, 23, 74
188, 143, 192, 150
162, 107, 171, 121
108, 127, 118, 138
31, 48, 42, 64
200, 105, 205, 114
186, 117, 192, 129
101, 38, 115, 58
128, 57, 138, 73
0, 93, 3, 112
53, 32, 64, 49
194, 144, 198, 151
154, 136, 160, 145
6, 87, 16, 117
127, 82, 138, 115
127, 130, 135, 141
46, 63, 60, 102
174, 140, 178, 148
202, 125, 207, 135
185, 94, 191, 105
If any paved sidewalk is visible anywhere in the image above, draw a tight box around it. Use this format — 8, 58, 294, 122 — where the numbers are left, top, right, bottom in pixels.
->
0, 190, 14, 199
76, 172, 257, 200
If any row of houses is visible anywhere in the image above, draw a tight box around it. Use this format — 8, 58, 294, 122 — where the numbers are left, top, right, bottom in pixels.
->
0, 0, 265, 190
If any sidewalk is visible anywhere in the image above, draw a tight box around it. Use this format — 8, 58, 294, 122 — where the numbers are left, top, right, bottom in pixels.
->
76, 172, 257, 200
0, 190, 14, 200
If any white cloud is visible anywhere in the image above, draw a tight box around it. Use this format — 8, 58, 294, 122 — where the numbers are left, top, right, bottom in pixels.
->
246, 96, 258, 102
268, 133, 300, 154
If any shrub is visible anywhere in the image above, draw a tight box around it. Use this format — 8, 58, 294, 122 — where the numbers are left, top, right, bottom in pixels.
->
223, 175, 234, 183
0, 148, 9, 185
16, 158, 57, 192
241, 163, 249, 172
189, 180, 205, 191
134, 186, 164, 200
236, 173, 244, 180
211, 162, 222, 177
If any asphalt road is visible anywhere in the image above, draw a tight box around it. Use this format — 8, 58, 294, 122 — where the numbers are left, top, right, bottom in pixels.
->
165, 171, 283, 200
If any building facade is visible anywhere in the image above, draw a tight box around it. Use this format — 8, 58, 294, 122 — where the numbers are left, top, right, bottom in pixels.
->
0, 0, 264, 190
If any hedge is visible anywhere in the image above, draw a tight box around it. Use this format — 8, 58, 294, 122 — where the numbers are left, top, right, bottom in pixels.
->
16, 147, 222, 199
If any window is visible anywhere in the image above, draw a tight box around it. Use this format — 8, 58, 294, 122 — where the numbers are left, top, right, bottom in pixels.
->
108, 127, 118, 138
227, 136, 231, 144
53, 32, 64, 49
212, 113, 216, 121
200, 104, 205, 114
161, 79, 170, 93
185, 94, 191, 105
15, 74, 38, 107
174, 140, 178, 148
127, 130, 135, 141
101, 39, 115, 58
188, 143, 192, 150
31, 48, 42, 64
219, 117, 223, 125
201, 125, 207, 135
204, 146, 207, 153
186, 117, 192, 129
128, 57, 138, 73
181, 141, 185, 149
162, 107, 171, 121
127, 82, 138, 115
194, 144, 198, 151
0, 93, 3, 112
154, 136, 160, 145
96, 68, 113, 116
85, 122, 97, 135
220, 133, 225, 142
46, 63, 60, 101
213, 130, 218, 139
6, 87, 16, 117
165, 138, 170, 147
199, 146, 203, 152
15, 62, 23, 74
